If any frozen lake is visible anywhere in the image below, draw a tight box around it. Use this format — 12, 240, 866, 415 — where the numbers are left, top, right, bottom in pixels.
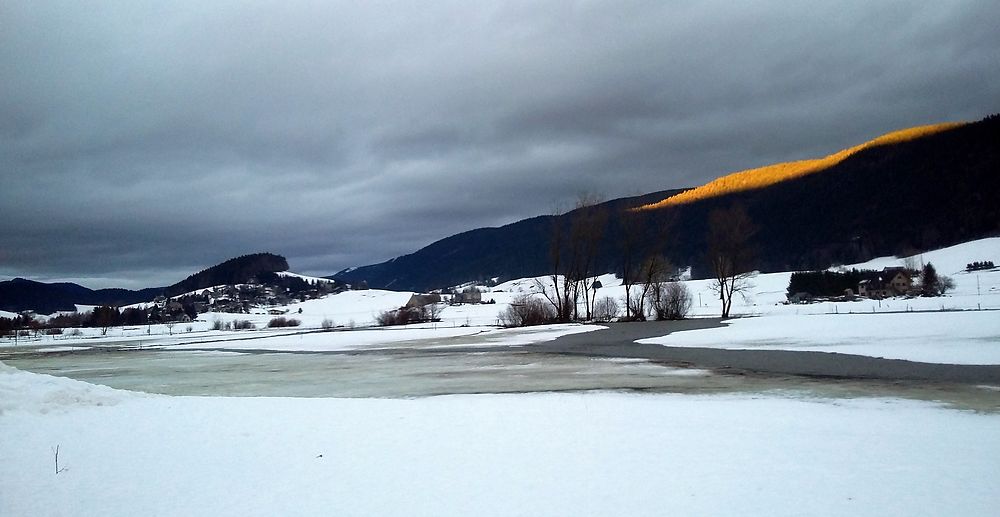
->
3, 348, 720, 398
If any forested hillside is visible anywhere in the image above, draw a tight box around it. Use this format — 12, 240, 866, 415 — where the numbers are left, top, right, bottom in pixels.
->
335, 115, 1000, 291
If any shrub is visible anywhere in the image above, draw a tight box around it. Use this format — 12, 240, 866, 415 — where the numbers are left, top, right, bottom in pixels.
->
232, 319, 255, 330
211, 318, 224, 331
375, 310, 397, 326
937, 275, 956, 295
45, 328, 64, 335
376, 306, 434, 326
662, 282, 693, 320
499, 295, 555, 327
593, 296, 620, 322
267, 317, 301, 328
321, 318, 334, 330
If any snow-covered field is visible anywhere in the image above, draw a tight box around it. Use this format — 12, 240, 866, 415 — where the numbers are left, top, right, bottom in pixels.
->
640, 311, 1000, 365
633, 238, 1000, 364
2, 365, 998, 517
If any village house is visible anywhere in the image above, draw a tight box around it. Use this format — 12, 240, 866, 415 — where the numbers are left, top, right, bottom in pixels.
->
858, 267, 913, 298
451, 288, 482, 305
405, 293, 441, 308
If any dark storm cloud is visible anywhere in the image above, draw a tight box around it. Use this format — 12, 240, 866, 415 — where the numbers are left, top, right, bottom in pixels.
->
2, 0, 998, 288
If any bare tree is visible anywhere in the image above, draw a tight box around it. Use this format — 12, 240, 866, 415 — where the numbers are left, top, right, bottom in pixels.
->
536, 208, 574, 322
707, 204, 757, 318
627, 290, 647, 321
937, 275, 955, 295
617, 207, 644, 320
570, 194, 608, 321
424, 302, 442, 321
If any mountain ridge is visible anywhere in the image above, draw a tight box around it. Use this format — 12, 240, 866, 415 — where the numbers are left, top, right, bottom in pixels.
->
334, 114, 1000, 291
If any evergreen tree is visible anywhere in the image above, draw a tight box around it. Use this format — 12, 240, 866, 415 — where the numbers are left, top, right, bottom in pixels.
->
921, 263, 939, 296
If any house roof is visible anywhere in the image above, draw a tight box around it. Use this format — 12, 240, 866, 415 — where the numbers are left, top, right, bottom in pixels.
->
881, 266, 911, 279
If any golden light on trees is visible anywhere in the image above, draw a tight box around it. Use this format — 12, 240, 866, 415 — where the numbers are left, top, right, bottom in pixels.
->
638, 122, 965, 210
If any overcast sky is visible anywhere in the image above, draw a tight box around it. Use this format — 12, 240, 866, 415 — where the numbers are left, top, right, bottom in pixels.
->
2, 1, 998, 289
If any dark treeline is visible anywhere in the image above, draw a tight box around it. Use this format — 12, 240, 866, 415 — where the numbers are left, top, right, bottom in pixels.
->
0, 278, 163, 314
786, 269, 880, 297
1, 303, 198, 337
966, 261, 995, 271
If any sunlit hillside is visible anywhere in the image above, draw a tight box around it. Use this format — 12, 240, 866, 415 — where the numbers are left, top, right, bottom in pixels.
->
638, 122, 966, 210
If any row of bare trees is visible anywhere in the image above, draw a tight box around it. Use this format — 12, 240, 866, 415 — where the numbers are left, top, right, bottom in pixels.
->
533, 195, 756, 323
536, 194, 608, 322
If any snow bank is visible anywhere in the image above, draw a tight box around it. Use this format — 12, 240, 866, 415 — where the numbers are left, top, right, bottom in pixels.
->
0, 362, 134, 416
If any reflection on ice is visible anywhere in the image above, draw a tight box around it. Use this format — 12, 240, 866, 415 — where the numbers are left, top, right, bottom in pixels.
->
6, 349, 715, 398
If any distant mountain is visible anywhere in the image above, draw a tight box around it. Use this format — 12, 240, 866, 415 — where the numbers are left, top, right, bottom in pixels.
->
331, 190, 684, 290
163, 253, 289, 297
335, 114, 1000, 291
0, 278, 163, 315
0, 252, 290, 314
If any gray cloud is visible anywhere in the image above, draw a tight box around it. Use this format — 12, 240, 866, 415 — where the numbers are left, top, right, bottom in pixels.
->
2, 0, 999, 288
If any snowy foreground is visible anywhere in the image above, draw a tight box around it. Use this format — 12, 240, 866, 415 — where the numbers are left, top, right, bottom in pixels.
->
2, 365, 998, 517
